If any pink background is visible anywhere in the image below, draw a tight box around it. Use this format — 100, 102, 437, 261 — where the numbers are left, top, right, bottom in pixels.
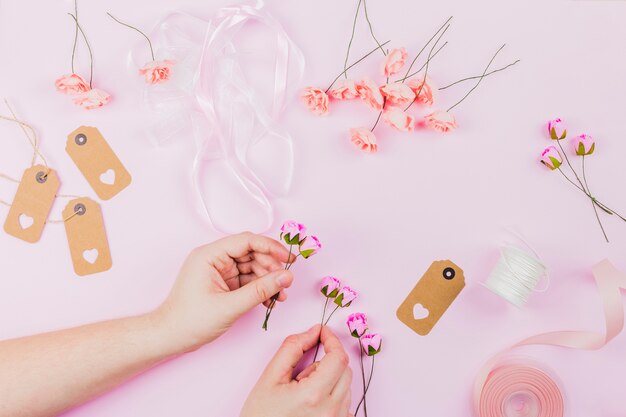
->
1, 0, 626, 416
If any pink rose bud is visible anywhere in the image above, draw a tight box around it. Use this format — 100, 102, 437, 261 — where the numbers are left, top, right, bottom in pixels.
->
406, 77, 434, 106
299, 235, 321, 258
350, 127, 378, 153
548, 118, 566, 140
382, 106, 415, 132
72, 88, 111, 110
572, 134, 595, 156
540, 146, 563, 170
347, 312, 368, 338
361, 333, 382, 356
329, 79, 359, 100
139, 59, 176, 84
424, 110, 457, 133
321, 276, 341, 298
356, 78, 385, 111
379, 83, 415, 106
280, 220, 307, 245
335, 286, 357, 307
55, 73, 91, 95
382, 47, 408, 77
300, 87, 329, 116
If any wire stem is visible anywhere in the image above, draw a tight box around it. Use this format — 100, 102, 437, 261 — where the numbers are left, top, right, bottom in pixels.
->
581, 155, 609, 242
439, 59, 520, 90
343, 0, 363, 79
68, 13, 93, 88
362, 0, 386, 56
400, 16, 453, 83
71, 0, 78, 73
311, 298, 330, 363
107, 12, 155, 61
325, 40, 391, 93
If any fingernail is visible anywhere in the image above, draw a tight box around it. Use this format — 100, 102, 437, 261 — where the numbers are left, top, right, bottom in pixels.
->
276, 272, 291, 287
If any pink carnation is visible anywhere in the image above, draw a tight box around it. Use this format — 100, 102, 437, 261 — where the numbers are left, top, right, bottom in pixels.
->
356, 78, 385, 111
548, 118, 566, 140
72, 88, 111, 110
301, 87, 329, 115
406, 77, 434, 106
572, 134, 595, 156
329, 79, 359, 100
280, 220, 307, 244
361, 333, 382, 356
321, 276, 341, 298
139, 59, 176, 84
380, 83, 415, 106
424, 110, 457, 133
382, 47, 407, 77
55, 73, 90, 95
382, 106, 415, 132
347, 312, 368, 338
335, 286, 357, 307
350, 127, 378, 153
299, 235, 321, 258
540, 146, 562, 170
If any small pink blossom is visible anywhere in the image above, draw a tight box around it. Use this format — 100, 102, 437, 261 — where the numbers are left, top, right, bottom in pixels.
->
424, 110, 457, 133
379, 83, 415, 106
382, 47, 407, 77
321, 276, 341, 298
548, 118, 566, 140
72, 88, 111, 110
361, 333, 382, 356
382, 106, 415, 132
540, 146, 562, 170
356, 78, 385, 111
335, 286, 357, 307
299, 235, 321, 258
301, 87, 329, 115
347, 312, 368, 338
280, 220, 307, 244
406, 77, 434, 106
139, 59, 176, 84
329, 79, 359, 100
350, 127, 378, 153
573, 134, 595, 156
55, 74, 90, 95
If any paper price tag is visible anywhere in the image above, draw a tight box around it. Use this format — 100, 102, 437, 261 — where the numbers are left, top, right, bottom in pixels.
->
3, 165, 60, 243
66, 126, 131, 201
396, 260, 465, 336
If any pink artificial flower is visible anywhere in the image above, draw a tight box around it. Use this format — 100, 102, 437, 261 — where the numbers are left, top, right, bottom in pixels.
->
72, 88, 111, 110
361, 333, 382, 356
347, 312, 368, 338
406, 77, 434, 106
424, 110, 457, 133
379, 83, 415, 106
335, 286, 357, 307
548, 118, 566, 140
299, 235, 321, 258
329, 79, 359, 100
55, 73, 90, 95
301, 87, 329, 115
382, 47, 407, 77
382, 106, 415, 132
540, 146, 563, 170
572, 134, 595, 156
280, 220, 307, 244
139, 59, 176, 84
356, 78, 385, 111
349, 127, 378, 153
321, 276, 341, 298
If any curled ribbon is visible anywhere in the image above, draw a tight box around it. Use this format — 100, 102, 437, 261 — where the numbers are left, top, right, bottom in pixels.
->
131, 1, 304, 233
474, 260, 626, 416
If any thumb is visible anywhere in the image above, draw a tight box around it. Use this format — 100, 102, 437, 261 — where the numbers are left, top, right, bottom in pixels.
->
228, 269, 294, 317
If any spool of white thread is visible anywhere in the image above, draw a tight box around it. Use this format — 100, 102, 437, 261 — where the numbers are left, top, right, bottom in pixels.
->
483, 245, 548, 307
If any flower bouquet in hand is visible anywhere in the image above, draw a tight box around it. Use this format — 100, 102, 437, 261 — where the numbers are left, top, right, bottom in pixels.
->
262, 220, 322, 330
540, 118, 626, 242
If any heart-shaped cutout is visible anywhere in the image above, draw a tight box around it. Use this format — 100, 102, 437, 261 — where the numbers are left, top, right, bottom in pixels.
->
413, 303, 430, 320
99, 169, 116, 185
18, 213, 34, 230
83, 248, 99, 264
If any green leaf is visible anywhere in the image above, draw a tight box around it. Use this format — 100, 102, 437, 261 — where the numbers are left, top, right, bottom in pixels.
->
548, 156, 561, 170
550, 127, 558, 140
367, 345, 378, 356
334, 293, 344, 306
328, 288, 339, 298
300, 249, 315, 259
587, 143, 595, 155
559, 129, 567, 140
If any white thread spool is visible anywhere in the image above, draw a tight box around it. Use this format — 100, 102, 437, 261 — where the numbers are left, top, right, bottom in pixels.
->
483, 245, 548, 307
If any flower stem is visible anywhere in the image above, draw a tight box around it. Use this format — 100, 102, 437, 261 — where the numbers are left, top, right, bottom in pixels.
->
68, 13, 93, 88
325, 40, 391, 93
582, 155, 609, 242
262, 244, 293, 331
71, 0, 78, 74
362, 0, 386, 56
447, 44, 506, 113
438, 59, 520, 90
555, 138, 585, 190
107, 12, 155, 61
400, 16, 453, 83
343, 0, 363, 79
354, 337, 367, 416
323, 305, 340, 326
312, 298, 330, 363
397, 43, 447, 83
355, 352, 375, 416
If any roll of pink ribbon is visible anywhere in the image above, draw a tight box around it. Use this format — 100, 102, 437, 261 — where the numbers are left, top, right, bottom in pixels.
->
479, 363, 564, 417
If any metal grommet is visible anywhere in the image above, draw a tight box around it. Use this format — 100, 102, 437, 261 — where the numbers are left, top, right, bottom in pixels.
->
74, 203, 86, 215
75, 133, 87, 146
35, 171, 47, 184
443, 267, 456, 280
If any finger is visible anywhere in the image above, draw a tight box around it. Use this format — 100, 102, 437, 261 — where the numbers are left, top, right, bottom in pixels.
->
337, 391, 353, 417
295, 362, 319, 382
262, 290, 287, 307
304, 326, 349, 393
236, 260, 270, 277
215, 232, 293, 263
228, 269, 294, 316
331, 367, 352, 404
262, 325, 321, 384
244, 253, 285, 272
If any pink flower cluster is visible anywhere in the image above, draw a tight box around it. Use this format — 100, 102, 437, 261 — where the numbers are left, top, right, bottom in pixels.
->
346, 312, 382, 356
55, 74, 111, 110
319, 276, 357, 307
280, 220, 322, 259
540, 119, 596, 170
138, 60, 175, 84
301, 47, 457, 154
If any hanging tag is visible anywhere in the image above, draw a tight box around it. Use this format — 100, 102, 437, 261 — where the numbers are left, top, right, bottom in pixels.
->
396, 260, 465, 336
63, 197, 112, 276
66, 126, 131, 200
3, 165, 60, 243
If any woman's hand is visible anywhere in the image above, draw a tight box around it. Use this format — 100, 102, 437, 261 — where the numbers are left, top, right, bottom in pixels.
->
240, 325, 354, 417
154, 232, 296, 353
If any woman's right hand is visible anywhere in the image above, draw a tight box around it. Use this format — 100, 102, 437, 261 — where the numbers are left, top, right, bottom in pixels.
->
240, 325, 354, 417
